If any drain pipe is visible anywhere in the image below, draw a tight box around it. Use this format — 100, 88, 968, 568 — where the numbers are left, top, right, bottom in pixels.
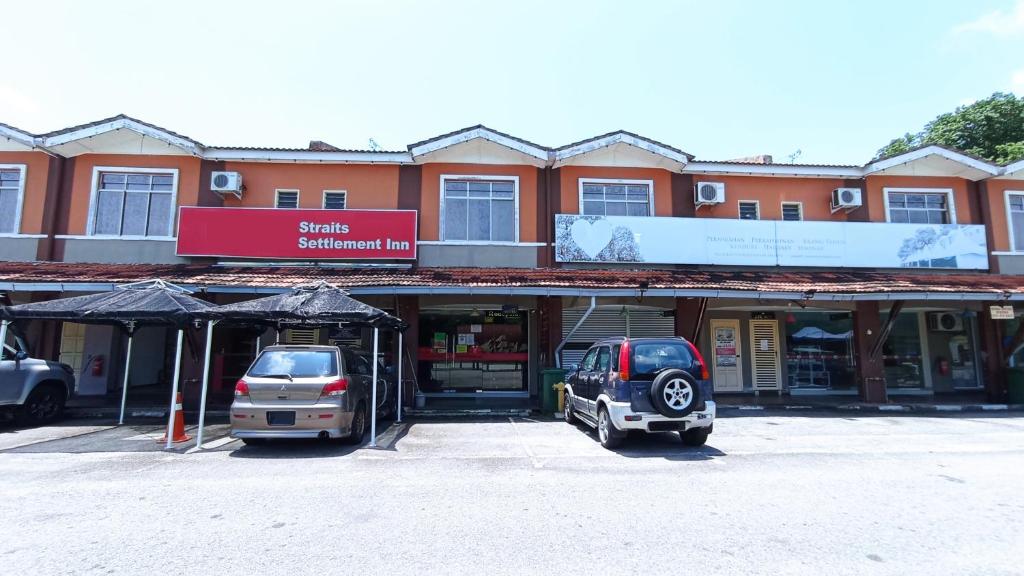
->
555, 296, 596, 368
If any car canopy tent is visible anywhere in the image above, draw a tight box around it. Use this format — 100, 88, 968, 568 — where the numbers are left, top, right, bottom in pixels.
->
206, 281, 408, 448
0, 280, 217, 447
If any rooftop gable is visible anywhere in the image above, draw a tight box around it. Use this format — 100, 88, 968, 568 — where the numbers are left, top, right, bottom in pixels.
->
553, 130, 693, 170
0, 121, 37, 152
40, 114, 205, 157
408, 125, 550, 166
862, 144, 1001, 181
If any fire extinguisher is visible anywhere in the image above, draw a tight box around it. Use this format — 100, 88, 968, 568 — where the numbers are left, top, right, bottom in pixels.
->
91, 355, 104, 377
936, 356, 950, 376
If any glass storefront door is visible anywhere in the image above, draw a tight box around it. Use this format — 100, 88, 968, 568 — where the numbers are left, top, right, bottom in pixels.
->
417, 309, 528, 394
882, 312, 927, 390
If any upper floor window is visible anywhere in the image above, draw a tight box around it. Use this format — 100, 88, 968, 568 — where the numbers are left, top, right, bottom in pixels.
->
323, 190, 347, 210
441, 176, 517, 242
886, 189, 954, 224
90, 168, 176, 237
0, 166, 25, 234
738, 201, 759, 220
276, 190, 299, 209
781, 202, 802, 221
580, 179, 652, 216
1008, 192, 1024, 251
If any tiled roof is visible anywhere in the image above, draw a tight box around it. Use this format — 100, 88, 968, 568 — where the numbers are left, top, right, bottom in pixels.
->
407, 124, 551, 152
556, 129, 695, 161
37, 113, 205, 146
0, 262, 1022, 297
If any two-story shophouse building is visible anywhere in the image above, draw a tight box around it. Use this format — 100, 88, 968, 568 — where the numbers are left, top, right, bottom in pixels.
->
2, 115, 1024, 411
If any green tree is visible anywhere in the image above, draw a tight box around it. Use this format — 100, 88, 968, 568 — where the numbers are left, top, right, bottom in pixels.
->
875, 92, 1024, 164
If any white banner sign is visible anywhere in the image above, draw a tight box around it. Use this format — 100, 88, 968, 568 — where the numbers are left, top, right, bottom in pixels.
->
554, 214, 989, 270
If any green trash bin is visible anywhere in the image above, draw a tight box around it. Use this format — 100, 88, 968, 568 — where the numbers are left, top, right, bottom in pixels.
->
541, 368, 566, 414
1008, 368, 1024, 405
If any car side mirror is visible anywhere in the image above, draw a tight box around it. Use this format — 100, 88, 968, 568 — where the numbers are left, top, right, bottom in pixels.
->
14, 351, 28, 362
564, 364, 579, 373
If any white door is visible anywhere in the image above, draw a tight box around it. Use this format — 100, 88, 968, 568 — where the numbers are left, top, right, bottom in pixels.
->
749, 320, 782, 391
710, 319, 743, 392
59, 322, 86, 375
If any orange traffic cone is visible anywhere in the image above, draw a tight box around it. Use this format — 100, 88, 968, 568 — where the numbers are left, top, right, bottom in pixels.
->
160, 392, 191, 443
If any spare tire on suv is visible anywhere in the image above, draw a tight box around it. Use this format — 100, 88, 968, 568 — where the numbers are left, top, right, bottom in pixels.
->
650, 369, 700, 418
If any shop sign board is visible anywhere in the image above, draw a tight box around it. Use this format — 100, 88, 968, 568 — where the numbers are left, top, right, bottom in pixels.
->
989, 305, 1015, 320
554, 214, 989, 270
177, 207, 417, 260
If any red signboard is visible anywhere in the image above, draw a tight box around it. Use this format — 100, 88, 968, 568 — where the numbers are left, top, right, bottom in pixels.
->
176, 207, 417, 260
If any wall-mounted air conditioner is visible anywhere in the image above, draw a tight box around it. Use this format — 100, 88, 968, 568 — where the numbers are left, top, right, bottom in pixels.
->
695, 182, 725, 208
211, 171, 244, 199
831, 187, 862, 213
927, 312, 963, 332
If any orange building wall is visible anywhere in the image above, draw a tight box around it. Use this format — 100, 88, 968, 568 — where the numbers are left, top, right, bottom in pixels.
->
690, 176, 849, 220
0, 151, 53, 234
419, 163, 538, 242
985, 179, 1024, 251
864, 175, 975, 224
558, 167, 672, 216
66, 154, 202, 235
222, 163, 400, 210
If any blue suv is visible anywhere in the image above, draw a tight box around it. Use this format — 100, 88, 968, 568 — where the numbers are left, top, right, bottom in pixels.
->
563, 337, 715, 449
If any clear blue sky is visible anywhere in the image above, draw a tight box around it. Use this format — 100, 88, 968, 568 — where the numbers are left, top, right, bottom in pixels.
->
2, 0, 1022, 164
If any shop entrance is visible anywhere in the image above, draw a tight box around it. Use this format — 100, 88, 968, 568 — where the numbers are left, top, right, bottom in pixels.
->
710, 319, 743, 392
418, 309, 528, 396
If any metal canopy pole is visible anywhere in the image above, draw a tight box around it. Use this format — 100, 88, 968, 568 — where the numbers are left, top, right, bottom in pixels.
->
118, 322, 136, 425
370, 327, 379, 448
165, 329, 185, 450
195, 320, 217, 449
0, 320, 8, 355
396, 331, 403, 423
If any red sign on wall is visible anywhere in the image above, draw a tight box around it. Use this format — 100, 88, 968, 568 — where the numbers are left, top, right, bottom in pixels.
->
176, 207, 418, 260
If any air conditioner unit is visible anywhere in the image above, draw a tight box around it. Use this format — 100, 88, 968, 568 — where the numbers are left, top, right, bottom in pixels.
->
695, 182, 725, 207
928, 312, 963, 332
831, 187, 862, 212
210, 171, 244, 199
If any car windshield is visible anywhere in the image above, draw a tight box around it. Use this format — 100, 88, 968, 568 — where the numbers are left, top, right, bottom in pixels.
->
248, 350, 337, 378
630, 342, 693, 380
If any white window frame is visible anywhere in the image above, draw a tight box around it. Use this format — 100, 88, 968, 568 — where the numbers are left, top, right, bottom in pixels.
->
781, 201, 803, 221
1005, 190, 1024, 253
883, 187, 957, 224
86, 166, 179, 238
577, 177, 655, 217
738, 200, 760, 220
0, 164, 27, 236
439, 174, 520, 244
275, 189, 300, 209
322, 190, 347, 210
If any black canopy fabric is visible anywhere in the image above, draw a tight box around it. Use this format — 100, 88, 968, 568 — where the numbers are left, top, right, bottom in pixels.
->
0, 280, 217, 327
212, 282, 406, 330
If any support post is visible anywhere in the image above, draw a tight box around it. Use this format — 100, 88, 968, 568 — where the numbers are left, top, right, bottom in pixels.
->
165, 329, 185, 450
370, 327, 379, 448
853, 301, 887, 403
118, 324, 135, 425
196, 320, 217, 449
0, 320, 8, 355
396, 330, 403, 423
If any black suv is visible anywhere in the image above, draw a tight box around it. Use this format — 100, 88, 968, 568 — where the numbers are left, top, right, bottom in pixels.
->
563, 337, 715, 448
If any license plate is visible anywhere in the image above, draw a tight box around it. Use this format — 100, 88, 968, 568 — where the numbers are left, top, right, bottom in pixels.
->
266, 411, 296, 426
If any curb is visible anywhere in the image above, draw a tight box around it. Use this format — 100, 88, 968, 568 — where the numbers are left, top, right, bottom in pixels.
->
715, 403, 1024, 415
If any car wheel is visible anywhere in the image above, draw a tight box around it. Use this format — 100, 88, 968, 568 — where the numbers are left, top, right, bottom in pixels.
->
20, 384, 65, 425
681, 427, 710, 447
650, 369, 700, 418
597, 406, 624, 449
241, 438, 266, 446
346, 402, 368, 444
564, 393, 578, 425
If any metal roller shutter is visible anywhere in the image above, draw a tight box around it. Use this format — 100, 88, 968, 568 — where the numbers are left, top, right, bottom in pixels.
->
560, 306, 674, 366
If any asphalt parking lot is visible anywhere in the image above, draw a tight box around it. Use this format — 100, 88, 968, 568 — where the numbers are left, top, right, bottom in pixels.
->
2, 413, 1023, 575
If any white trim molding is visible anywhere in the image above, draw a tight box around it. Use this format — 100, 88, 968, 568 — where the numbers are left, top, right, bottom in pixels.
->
44, 117, 202, 156
206, 148, 411, 164
864, 145, 1001, 180
0, 164, 27, 235
417, 241, 546, 247
555, 132, 689, 169
85, 166, 180, 237
1004, 190, 1024, 252
738, 199, 760, 220
781, 201, 803, 221
882, 187, 958, 224
0, 125, 35, 150
0, 233, 46, 239
438, 173, 520, 243
55, 234, 177, 242
577, 177, 655, 216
